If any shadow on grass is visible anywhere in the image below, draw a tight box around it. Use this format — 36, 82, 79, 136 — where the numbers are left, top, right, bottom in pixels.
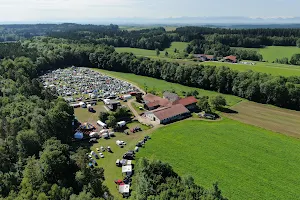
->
217, 107, 238, 114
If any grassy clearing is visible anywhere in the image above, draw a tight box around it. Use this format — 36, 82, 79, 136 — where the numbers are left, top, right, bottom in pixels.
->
90, 124, 154, 199
137, 119, 300, 200
74, 103, 107, 124
234, 46, 300, 62
223, 101, 300, 138
115, 42, 188, 58
92, 68, 242, 107
204, 61, 300, 77
116, 45, 300, 77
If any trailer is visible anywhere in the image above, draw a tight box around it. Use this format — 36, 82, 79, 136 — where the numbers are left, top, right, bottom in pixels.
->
97, 120, 107, 128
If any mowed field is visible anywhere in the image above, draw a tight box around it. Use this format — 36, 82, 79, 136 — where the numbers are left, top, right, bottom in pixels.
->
234, 46, 300, 62
92, 68, 242, 107
115, 42, 189, 57
137, 119, 300, 200
224, 101, 300, 138
116, 44, 300, 77
204, 61, 300, 77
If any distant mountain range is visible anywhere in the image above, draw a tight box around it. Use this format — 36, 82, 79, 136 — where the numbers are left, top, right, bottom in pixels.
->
2, 16, 300, 27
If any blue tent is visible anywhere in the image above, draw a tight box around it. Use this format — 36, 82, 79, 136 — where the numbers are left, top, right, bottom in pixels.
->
74, 132, 84, 139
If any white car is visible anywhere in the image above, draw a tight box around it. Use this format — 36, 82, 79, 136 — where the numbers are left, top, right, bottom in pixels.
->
99, 153, 104, 158
100, 146, 105, 152
88, 155, 92, 159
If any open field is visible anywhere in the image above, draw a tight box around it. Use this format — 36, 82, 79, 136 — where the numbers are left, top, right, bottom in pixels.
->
115, 42, 188, 57
224, 101, 300, 138
204, 61, 300, 77
92, 68, 243, 107
234, 46, 300, 62
116, 45, 300, 77
137, 119, 300, 200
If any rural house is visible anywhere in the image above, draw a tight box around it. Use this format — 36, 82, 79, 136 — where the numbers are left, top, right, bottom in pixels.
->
163, 91, 180, 102
224, 55, 237, 63
143, 93, 170, 110
144, 104, 191, 124
194, 54, 216, 61
173, 96, 198, 111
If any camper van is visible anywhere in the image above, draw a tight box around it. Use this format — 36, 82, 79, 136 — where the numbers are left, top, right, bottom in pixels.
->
97, 120, 107, 128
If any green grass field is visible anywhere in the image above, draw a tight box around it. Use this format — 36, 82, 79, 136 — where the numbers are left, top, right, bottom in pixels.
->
116, 42, 188, 58
116, 45, 300, 77
92, 68, 242, 107
204, 61, 300, 77
137, 119, 300, 200
234, 46, 300, 62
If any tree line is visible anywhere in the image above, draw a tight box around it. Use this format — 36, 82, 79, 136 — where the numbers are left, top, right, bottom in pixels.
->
23, 37, 300, 111
131, 158, 227, 200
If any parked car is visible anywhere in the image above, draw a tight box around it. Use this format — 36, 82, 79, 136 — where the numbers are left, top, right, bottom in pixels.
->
96, 148, 100, 152
99, 153, 104, 158
89, 138, 97, 143
101, 146, 105, 152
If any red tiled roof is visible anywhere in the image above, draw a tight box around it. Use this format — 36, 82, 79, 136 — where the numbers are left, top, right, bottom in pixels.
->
205, 55, 215, 59
143, 93, 170, 107
224, 55, 237, 62
146, 101, 160, 108
152, 104, 190, 121
173, 96, 198, 106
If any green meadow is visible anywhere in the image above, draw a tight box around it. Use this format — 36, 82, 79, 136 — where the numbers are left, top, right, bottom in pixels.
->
137, 119, 300, 200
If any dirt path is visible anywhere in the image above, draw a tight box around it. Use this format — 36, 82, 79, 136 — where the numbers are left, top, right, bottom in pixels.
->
126, 99, 159, 127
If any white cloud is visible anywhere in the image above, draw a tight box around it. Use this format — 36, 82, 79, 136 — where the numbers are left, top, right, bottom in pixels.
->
0, 0, 148, 22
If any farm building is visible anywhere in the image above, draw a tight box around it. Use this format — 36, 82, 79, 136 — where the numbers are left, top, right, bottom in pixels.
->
173, 96, 198, 111
194, 54, 216, 61
163, 91, 180, 102
144, 104, 190, 124
143, 93, 170, 110
224, 55, 237, 63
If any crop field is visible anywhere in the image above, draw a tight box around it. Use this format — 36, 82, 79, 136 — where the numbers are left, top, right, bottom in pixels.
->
223, 101, 300, 138
115, 42, 188, 57
234, 46, 300, 62
137, 119, 300, 200
92, 68, 242, 107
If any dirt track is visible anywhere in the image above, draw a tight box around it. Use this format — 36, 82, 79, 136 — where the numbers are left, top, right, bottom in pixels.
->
224, 101, 300, 138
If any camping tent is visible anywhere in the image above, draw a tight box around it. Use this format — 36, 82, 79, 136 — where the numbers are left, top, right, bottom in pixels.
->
74, 132, 83, 139
80, 123, 94, 130
119, 184, 130, 197
122, 165, 132, 176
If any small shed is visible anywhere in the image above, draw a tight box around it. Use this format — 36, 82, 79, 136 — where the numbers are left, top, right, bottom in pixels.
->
74, 132, 83, 139
119, 184, 130, 197
122, 165, 132, 176
117, 121, 126, 127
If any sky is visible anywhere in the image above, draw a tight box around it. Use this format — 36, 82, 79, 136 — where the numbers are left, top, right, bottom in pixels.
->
0, 0, 299, 22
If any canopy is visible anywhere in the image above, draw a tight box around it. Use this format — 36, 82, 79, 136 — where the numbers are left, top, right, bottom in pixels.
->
119, 184, 130, 193
80, 123, 94, 130
74, 132, 83, 139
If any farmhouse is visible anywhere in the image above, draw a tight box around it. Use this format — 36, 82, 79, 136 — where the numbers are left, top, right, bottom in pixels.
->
224, 55, 237, 63
163, 91, 180, 102
143, 93, 170, 110
144, 104, 190, 124
194, 54, 216, 61
173, 96, 198, 111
